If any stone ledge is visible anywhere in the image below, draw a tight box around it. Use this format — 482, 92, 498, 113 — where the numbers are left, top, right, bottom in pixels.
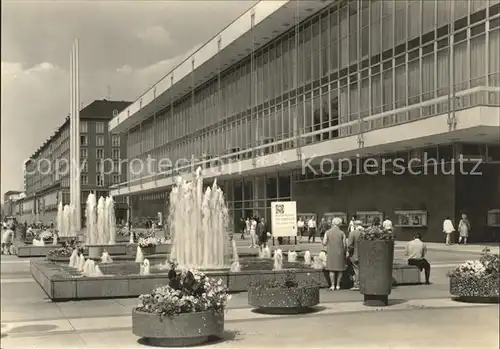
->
30, 260, 421, 301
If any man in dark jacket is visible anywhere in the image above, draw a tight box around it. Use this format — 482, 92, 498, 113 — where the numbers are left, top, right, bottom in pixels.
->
257, 218, 268, 247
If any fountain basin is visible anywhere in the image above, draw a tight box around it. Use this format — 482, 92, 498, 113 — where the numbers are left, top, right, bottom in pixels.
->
248, 286, 320, 314
30, 258, 420, 301
132, 309, 224, 347
87, 245, 104, 259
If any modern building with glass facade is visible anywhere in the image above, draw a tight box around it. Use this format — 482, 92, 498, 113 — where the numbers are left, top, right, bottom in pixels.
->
110, 0, 500, 242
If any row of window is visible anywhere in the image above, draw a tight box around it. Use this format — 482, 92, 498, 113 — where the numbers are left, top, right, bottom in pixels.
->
80, 148, 120, 159
79, 161, 121, 173
80, 134, 120, 146
80, 174, 121, 186
124, 1, 500, 183
80, 121, 105, 134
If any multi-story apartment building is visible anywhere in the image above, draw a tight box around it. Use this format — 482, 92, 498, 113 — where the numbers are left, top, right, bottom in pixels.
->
17, 100, 131, 224
109, 0, 500, 242
3, 190, 23, 217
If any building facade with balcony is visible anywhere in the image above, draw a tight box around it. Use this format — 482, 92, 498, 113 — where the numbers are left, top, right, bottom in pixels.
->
17, 100, 131, 224
110, 0, 500, 242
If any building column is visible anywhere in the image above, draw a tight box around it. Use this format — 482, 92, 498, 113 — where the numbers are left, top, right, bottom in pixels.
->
126, 196, 131, 223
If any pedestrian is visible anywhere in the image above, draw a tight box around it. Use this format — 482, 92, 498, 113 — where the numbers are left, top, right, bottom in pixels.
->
257, 218, 268, 248
297, 217, 305, 239
347, 220, 363, 290
443, 217, 455, 245
239, 217, 246, 240
318, 217, 329, 240
1, 227, 14, 255
405, 233, 431, 284
458, 213, 471, 245
382, 216, 393, 233
323, 217, 347, 290
249, 216, 258, 248
307, 216, 317, 243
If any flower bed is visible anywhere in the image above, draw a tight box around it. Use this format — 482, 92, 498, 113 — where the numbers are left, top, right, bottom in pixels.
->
448, 248, 499, 302
132, 259, 229, 346
47, 247, 74, 261
138, 237, 159, 248
248, 270, 320, 314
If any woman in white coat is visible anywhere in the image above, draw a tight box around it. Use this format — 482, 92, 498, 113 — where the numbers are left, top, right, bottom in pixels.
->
442, 217, 455, 245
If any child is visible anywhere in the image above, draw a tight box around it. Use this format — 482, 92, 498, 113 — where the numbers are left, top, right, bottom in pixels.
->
1, 228, 14, 255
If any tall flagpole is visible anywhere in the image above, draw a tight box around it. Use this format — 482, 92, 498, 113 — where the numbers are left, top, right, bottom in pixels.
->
69, 41, 74, 237
70, 39, 82, 234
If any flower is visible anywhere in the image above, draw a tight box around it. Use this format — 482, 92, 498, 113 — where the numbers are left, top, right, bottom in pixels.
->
47, 246, 73, 257
135, 259, 230, 317
447, 248, 500, 279
359, 226, 394, 241
138, 237, 159, 248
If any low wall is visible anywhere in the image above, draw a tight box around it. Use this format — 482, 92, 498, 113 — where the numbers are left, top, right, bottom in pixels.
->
30, 260, 421, 301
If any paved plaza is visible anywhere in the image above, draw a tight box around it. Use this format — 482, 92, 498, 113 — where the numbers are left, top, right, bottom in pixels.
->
1, 244, 498, 349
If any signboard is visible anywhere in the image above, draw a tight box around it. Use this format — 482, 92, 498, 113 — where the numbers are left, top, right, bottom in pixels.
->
271, 201, 297, 237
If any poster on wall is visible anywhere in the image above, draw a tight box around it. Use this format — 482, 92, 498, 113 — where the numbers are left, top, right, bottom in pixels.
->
271, 201, 297, 237
324, 212, 348, 226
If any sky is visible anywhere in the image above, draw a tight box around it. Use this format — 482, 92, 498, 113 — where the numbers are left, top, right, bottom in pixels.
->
1, 0, 257, 198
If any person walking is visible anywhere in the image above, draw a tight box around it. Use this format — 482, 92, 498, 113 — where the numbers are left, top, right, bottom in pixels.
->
323, 217, 347, 290
257, 218, 268, 248
347, 220, 363, 290
307, 216, 317, 243
443, 217, 455, 245
405, 233, 431, 284
297, 217, 305, 240
382, 216, 393, 233
239, 217, 246, 240
1, 227, 14, 255
458, 213, 471, 245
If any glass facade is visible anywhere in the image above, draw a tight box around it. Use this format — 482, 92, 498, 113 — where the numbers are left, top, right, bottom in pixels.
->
126, 0, 500, 186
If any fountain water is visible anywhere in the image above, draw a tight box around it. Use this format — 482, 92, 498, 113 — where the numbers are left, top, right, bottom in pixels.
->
230, 239, 241, 272
273, 249, 283, 271
107, 197, 116, 245
169, 167, 229, 269
63, 205, 71, 238
140, 259, 150, 275
262, 246, 271, 258
69, 249, 78, 267
101, 251, 113, 264
303, 251, 312, 265
77, 255, 85, 271
96, 197, 107, 245
288, 251, 298, 263
82, 259, 103, 277
135, 246, 144, 263
85, 193, 97, 244
56, 202, 63, 237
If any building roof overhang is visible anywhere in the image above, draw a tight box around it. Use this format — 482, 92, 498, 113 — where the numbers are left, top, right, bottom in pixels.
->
109, 0, 332, 133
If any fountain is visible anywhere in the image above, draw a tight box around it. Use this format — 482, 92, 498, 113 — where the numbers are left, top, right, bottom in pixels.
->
101, 251, 113, 264
140, 259, 150, 275
77, 255, 85, 271
230, 239, 241, 272
86, 193, 97, 244
107, 197, 116, 245
304, 251, 312, 265
82, 259, 103, 277
135, 246, 144, 263
63, 205, 71, 238
273, 249, 283, 271
56, 202, 63, 238
96, 197, 107, 245
69, 249, 78, 267
288, 251, 298, 263
169, 167, 229, 270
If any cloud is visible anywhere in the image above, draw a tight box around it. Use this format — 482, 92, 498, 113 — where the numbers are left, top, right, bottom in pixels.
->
136, 26, 173, 46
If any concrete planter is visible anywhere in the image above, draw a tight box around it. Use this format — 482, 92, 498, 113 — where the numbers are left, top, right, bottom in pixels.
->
248, 286, 320, 314
87, 245, 104, 259
140, 246, 156, 256
359, 239, 395, 306
132, 309, 224, 347
449, 274, 499, 303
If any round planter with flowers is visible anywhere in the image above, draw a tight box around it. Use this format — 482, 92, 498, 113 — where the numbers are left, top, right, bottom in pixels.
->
448, 248, 500, 303
248, 270, 320, 314
132, 260, 230, 346
138, 237, 159, 256
358, 225, 395, 307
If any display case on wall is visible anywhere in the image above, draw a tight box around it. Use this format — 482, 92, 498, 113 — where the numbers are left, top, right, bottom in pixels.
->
487, 209, 500, 227
356, 211, 384, 227
394, 210, 428, 228
323, 212, 348, 226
